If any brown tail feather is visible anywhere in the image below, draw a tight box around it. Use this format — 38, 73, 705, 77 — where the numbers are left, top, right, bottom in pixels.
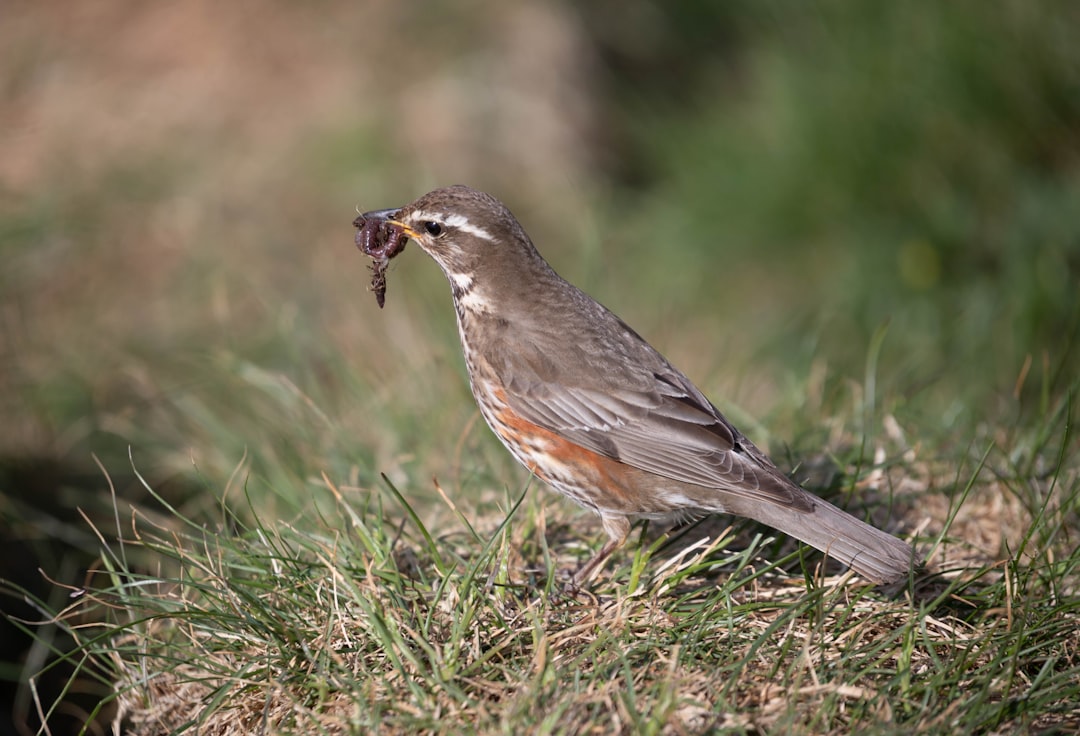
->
728, 491, 917, 583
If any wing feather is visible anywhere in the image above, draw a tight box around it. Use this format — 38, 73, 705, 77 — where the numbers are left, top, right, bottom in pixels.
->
500, 357, 802, 507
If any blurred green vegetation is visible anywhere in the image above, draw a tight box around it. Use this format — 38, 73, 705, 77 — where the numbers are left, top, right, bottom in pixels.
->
2, 2, 1076, 479
588, 1, 1080, 417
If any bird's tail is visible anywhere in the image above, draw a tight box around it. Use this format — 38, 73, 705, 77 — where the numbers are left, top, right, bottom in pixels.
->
730, 490, 917, 584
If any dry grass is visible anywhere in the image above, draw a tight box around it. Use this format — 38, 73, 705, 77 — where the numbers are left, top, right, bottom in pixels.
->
8, 388, 1079, 734
38, 416, 1079, 735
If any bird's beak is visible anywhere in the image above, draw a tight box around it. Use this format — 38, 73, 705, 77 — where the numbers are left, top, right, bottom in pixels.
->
354, 207, 421, 239
359, 207, 400, 223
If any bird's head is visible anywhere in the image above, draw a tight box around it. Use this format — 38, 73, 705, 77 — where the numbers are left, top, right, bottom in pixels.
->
356, 185, 549, 305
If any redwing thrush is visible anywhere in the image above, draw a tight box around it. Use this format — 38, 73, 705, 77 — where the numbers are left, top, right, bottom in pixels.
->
355, 185, 917, 585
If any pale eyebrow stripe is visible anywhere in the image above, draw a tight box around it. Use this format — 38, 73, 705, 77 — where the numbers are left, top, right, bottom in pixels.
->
408, 210, 495, 242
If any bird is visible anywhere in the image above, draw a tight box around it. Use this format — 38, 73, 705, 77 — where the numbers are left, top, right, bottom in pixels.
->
355, 185, 917, 586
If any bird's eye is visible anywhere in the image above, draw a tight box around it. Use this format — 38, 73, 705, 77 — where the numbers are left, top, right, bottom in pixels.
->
424, 221, 443, 236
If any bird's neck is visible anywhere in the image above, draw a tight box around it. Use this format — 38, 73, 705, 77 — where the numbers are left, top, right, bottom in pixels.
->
447, 248, 560, 316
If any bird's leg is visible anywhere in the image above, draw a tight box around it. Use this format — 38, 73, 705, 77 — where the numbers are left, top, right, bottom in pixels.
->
569, 514, 631, 589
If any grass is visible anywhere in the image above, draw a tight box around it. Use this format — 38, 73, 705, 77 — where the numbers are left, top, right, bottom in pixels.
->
27, 459, 1080, 733
3, 2, 1080, 734
10, 373, 1079, 734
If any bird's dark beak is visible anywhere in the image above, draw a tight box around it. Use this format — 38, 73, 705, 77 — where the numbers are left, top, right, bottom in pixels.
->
352, 207, 400, 229
354, 207, 420, 240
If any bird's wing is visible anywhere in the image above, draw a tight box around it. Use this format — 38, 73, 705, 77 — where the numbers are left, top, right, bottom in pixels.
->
499, 351, 805, 508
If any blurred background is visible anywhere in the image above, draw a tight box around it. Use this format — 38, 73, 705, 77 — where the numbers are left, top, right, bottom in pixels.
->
2, 1, 1078, 732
